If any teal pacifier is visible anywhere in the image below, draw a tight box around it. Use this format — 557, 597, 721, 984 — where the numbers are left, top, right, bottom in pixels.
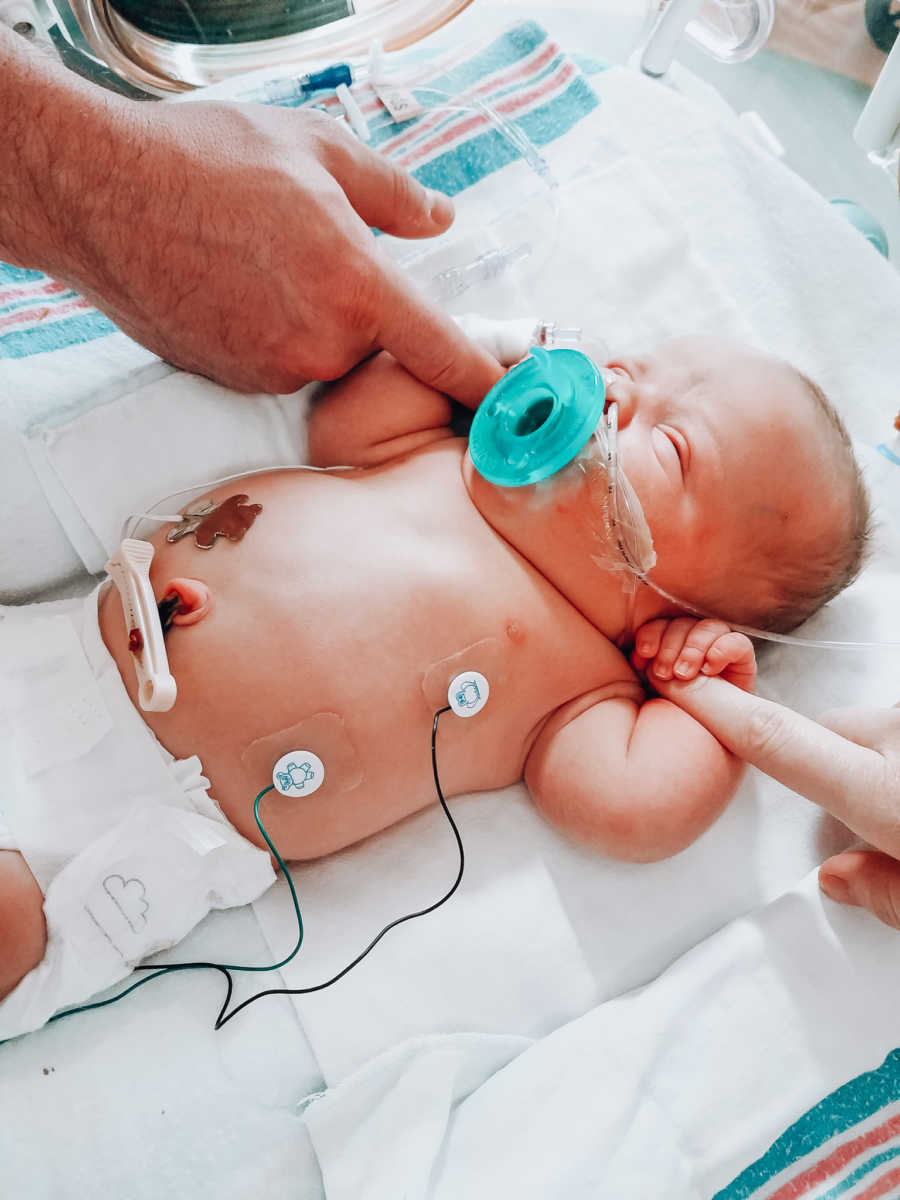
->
469, 347, 606, 487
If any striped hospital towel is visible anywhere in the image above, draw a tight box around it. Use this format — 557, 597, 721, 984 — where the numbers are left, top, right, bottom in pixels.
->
0, 20, 602, 368
718, 1053, 900, 1200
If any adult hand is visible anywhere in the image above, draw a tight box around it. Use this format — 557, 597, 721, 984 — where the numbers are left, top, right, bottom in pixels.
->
648, 671, 900, 929
79, 101, 504, 402
0, 28, 503, 403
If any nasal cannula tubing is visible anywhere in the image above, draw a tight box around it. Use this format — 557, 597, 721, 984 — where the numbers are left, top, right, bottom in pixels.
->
542, 330, 900, 652
608, 406, 900, 651
125, 450, 900, 652
603, 403, 900, 651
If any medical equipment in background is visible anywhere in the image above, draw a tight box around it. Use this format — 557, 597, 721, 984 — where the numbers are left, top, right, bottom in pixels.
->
865, 0, 900, 56
2, 0, 778, 94
1, 0, 564, 306
638, 0, 774, 78
0, 0, 473, 94
829, 198, 890, 257
855, 31, 900, 172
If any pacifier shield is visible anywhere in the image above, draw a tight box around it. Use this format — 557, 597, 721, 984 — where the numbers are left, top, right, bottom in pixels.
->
469, 347, 606, 487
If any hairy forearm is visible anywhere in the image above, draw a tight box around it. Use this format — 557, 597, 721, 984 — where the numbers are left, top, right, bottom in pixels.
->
0, 25, 143, 280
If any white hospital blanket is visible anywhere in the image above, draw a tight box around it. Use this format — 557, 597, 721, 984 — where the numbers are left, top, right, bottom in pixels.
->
303, 869, 900, 1199
0, 904, 325, 1200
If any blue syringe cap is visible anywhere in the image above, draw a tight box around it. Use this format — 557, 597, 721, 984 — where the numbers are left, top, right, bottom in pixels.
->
469, 347, 606, 487
304, 63, 353, 93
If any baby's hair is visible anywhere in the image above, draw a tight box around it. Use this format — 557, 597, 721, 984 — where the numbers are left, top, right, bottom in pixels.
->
730, 370, 871, 634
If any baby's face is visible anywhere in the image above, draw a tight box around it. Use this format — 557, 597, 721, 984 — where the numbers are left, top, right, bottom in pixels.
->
606, 335, 841, 609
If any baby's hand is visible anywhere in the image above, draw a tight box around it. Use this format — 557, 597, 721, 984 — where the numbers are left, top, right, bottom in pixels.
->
631, 618, 756, 693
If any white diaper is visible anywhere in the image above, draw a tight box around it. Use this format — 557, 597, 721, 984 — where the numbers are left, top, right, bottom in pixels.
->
0, 587, 276, 1041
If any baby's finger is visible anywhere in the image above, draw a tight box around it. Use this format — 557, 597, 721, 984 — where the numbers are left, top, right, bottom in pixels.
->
701, 631, 756, 675
631, 619, 670, 671
670, 619, 734, 680
651, 618, 706, 679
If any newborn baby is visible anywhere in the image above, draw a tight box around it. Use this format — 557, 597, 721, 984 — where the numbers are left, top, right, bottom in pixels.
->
0, 334, 870, 1037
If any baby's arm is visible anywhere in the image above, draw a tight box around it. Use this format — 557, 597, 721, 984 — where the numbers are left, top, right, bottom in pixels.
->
307, 351, 458, 468
308, 315, 527, 468
524, 620, 756, 861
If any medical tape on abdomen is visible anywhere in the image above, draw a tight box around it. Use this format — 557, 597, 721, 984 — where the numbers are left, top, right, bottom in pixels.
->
241, 712, 363, 800
421, 637, 507, 713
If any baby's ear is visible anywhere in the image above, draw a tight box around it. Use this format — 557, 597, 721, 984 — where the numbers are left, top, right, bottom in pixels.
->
160, 578, 213, 627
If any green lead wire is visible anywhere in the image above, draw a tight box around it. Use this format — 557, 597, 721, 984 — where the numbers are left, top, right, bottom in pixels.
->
40, 785, 304, 1033
4, 707, 463, 1042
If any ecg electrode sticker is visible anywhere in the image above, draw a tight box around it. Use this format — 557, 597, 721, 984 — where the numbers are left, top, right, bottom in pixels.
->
422, 638, 507, 714
241, 712, 362, 801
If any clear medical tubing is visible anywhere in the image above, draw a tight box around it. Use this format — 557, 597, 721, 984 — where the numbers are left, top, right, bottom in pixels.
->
642, 578, 900, 651
512, 326, 900, 651
466, 342, 657, 577
123, 461, 900, 652
123, 306, 900, 651
385, 86, 562, 301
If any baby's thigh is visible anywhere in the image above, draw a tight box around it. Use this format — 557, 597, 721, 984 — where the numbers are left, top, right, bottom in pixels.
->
0, 851, 47, 1000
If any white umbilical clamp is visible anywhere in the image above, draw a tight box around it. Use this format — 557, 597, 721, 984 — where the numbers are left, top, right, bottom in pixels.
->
105, 538, 177, 713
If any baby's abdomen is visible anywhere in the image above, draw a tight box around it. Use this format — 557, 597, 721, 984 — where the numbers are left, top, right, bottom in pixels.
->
207, 636, 537, 861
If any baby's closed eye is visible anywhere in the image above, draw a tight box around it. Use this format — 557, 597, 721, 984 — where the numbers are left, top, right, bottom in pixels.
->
652, 426, 687, 481
661, 425, 690, 474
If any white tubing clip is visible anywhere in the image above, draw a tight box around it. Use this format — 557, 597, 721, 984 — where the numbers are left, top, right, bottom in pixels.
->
105, 538, 177, 712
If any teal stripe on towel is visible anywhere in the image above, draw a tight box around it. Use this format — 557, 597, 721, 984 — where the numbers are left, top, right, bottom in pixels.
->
425, 20, 555, 97
0, 263, 45, 285
715, 1048, 900, 1199
0, 289, 79, 316
411, 79, 598, 197
818, 1144, 900, 1200
0, 310, 117, 358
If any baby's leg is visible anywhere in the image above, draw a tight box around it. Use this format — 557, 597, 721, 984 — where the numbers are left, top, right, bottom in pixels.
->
0, 851, 46, 1001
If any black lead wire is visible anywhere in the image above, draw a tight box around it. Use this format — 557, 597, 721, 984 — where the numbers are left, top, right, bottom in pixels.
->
215, 705, 464, 1027
30, 705, 464, 1038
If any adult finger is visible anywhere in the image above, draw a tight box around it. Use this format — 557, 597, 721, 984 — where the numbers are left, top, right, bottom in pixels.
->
820, 849, 900, 931
373, 262, 505, 406
817, 705, 900, 752
657, 674, 896, 849
320, 123, 455, 237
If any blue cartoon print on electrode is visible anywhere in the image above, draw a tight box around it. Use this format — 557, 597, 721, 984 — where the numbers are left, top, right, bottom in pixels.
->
276, 760, 317, 793
455, 678, 482, 710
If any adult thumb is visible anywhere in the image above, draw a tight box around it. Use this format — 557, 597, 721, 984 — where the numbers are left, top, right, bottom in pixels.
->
820, 848, 900, 931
